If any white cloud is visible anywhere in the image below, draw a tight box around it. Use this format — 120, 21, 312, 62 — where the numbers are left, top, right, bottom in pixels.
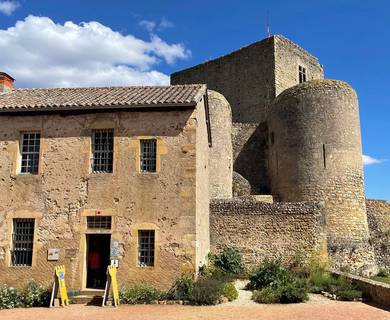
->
0, 1, 19, 15
363, 154, 387, 166
139, 20, 156, 33
0, 15, 191, 88
158, 17, 174, 30
139, 17, 174, 33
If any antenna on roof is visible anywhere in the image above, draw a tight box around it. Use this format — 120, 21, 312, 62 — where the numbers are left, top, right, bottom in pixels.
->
266, 11, 271, 38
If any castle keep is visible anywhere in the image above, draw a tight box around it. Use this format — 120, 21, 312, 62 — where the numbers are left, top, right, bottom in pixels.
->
0, 35, 388, 292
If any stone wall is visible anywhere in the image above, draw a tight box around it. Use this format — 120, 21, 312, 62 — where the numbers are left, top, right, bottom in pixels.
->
171, 37, 275, 124
366, 200, 390, 269
0, 105, 210, 290
210, 196, 326, 269
274, 35, 324, 96
232, 122, 269, 194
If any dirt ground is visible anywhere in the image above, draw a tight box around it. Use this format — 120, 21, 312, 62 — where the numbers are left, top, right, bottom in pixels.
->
1, 298, 389, 320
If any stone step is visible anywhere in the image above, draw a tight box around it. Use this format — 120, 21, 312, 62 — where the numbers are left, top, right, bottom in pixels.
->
80, 289, 105, 296
72, 294, 104, 305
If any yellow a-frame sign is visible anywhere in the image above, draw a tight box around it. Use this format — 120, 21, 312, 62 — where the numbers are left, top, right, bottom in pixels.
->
102, 265, 120, 307
50, 265, 70, 307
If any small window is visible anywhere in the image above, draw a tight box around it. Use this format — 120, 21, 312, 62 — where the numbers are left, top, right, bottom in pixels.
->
20, 132, 40, 174
87, 216, 112, 229
138, 230, 155, 267
299, 65, 307, 83
11, 218, 35, 266
140, 139, 157, 173
91, 129, 114, 173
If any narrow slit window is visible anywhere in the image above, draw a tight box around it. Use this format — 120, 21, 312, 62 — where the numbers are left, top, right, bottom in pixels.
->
20, 132, 40, 174
323, 144, 326, 168
140, 139, 157, 172
299, 65, 307, 84
11, 218, 35, 266
91, 129, 114, 173
138, 230, 155, 267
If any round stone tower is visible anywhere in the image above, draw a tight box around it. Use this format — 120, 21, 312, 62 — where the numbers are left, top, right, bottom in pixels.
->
268, 80, 375, 272
208, 90, 233, 199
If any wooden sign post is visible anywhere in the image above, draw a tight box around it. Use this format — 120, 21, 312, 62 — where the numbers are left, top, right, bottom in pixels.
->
102, 265, 120, 307
50, 265, 70, 307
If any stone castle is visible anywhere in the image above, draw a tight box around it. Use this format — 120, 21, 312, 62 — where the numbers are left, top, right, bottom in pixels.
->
0, 35, 388, 291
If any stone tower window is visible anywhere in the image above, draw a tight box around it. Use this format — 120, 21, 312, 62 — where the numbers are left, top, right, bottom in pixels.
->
299, 65, 307, 83
11, 218, 35, 266
138, 230, 155, 267
91, 129, 114, 173
20, 132, 40, 174
140, 139, 157, 172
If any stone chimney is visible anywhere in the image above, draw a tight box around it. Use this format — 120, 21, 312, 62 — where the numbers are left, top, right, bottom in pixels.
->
0, 72, 14, 93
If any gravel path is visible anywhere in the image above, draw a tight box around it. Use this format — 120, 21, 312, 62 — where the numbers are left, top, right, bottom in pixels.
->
1, 281, 389, 320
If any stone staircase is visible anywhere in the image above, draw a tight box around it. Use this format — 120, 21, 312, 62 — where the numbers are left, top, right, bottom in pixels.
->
72, 289, 105, 305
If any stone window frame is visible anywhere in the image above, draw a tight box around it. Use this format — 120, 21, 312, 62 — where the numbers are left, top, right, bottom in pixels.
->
130, 223, 159, 269
16, 130, 43, 176
6, 210, 42, 268
298, 65, 307, 84
130, 137, 166, 175
90, 129, 114, 174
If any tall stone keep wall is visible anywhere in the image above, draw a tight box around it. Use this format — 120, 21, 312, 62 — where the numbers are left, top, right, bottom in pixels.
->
210, 197, 326, 268
274, 35, 324, 96
366, 200, 390, 269
172, 38, 275, 124
268, 80, 376, 273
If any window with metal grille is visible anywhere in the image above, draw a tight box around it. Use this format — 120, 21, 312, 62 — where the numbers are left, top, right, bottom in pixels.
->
140, 139, 156, 172
20, 132, 40, 174
11, 219, 35, 266
138, 230, 155, 267
91, 129, 114, 173
87, 216, 112, 229
299, 65, 307, 83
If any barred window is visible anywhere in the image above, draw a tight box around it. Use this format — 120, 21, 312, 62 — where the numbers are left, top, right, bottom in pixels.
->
140, 139, 156, 172
20, 132, 40, 174
299, 65, 307, 83
92, 129, 113, 173
11, 219, 35, 267
138, 230, 155, 267
87, 216, 112, 229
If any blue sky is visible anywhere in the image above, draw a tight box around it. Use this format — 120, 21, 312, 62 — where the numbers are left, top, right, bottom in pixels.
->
0, 0, 388, 200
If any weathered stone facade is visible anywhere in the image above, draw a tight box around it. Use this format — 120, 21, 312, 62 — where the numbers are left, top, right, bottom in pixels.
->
366, 200, 390, 270
0, 101, 210, 290
210, 196, 326, 268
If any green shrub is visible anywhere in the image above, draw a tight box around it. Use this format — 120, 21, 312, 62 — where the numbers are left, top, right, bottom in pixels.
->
252, 286, 280, 304
189, 278, 224, 305
222, 282, 238, 301
0, 285, 23, 309
21, 280, 51, 308
168, 276, 194, 300
214, 247, 244, 275
278, 281, 308, 304
252, 279, 308, 304
308, 271, 333, 293
377, 269, 390, 278
120, 285, 166, 304
248, 260, 289, 290
337, 289, 362, 301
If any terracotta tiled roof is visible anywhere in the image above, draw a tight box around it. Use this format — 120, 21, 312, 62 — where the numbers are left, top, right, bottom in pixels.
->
0, 84, 206, 112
